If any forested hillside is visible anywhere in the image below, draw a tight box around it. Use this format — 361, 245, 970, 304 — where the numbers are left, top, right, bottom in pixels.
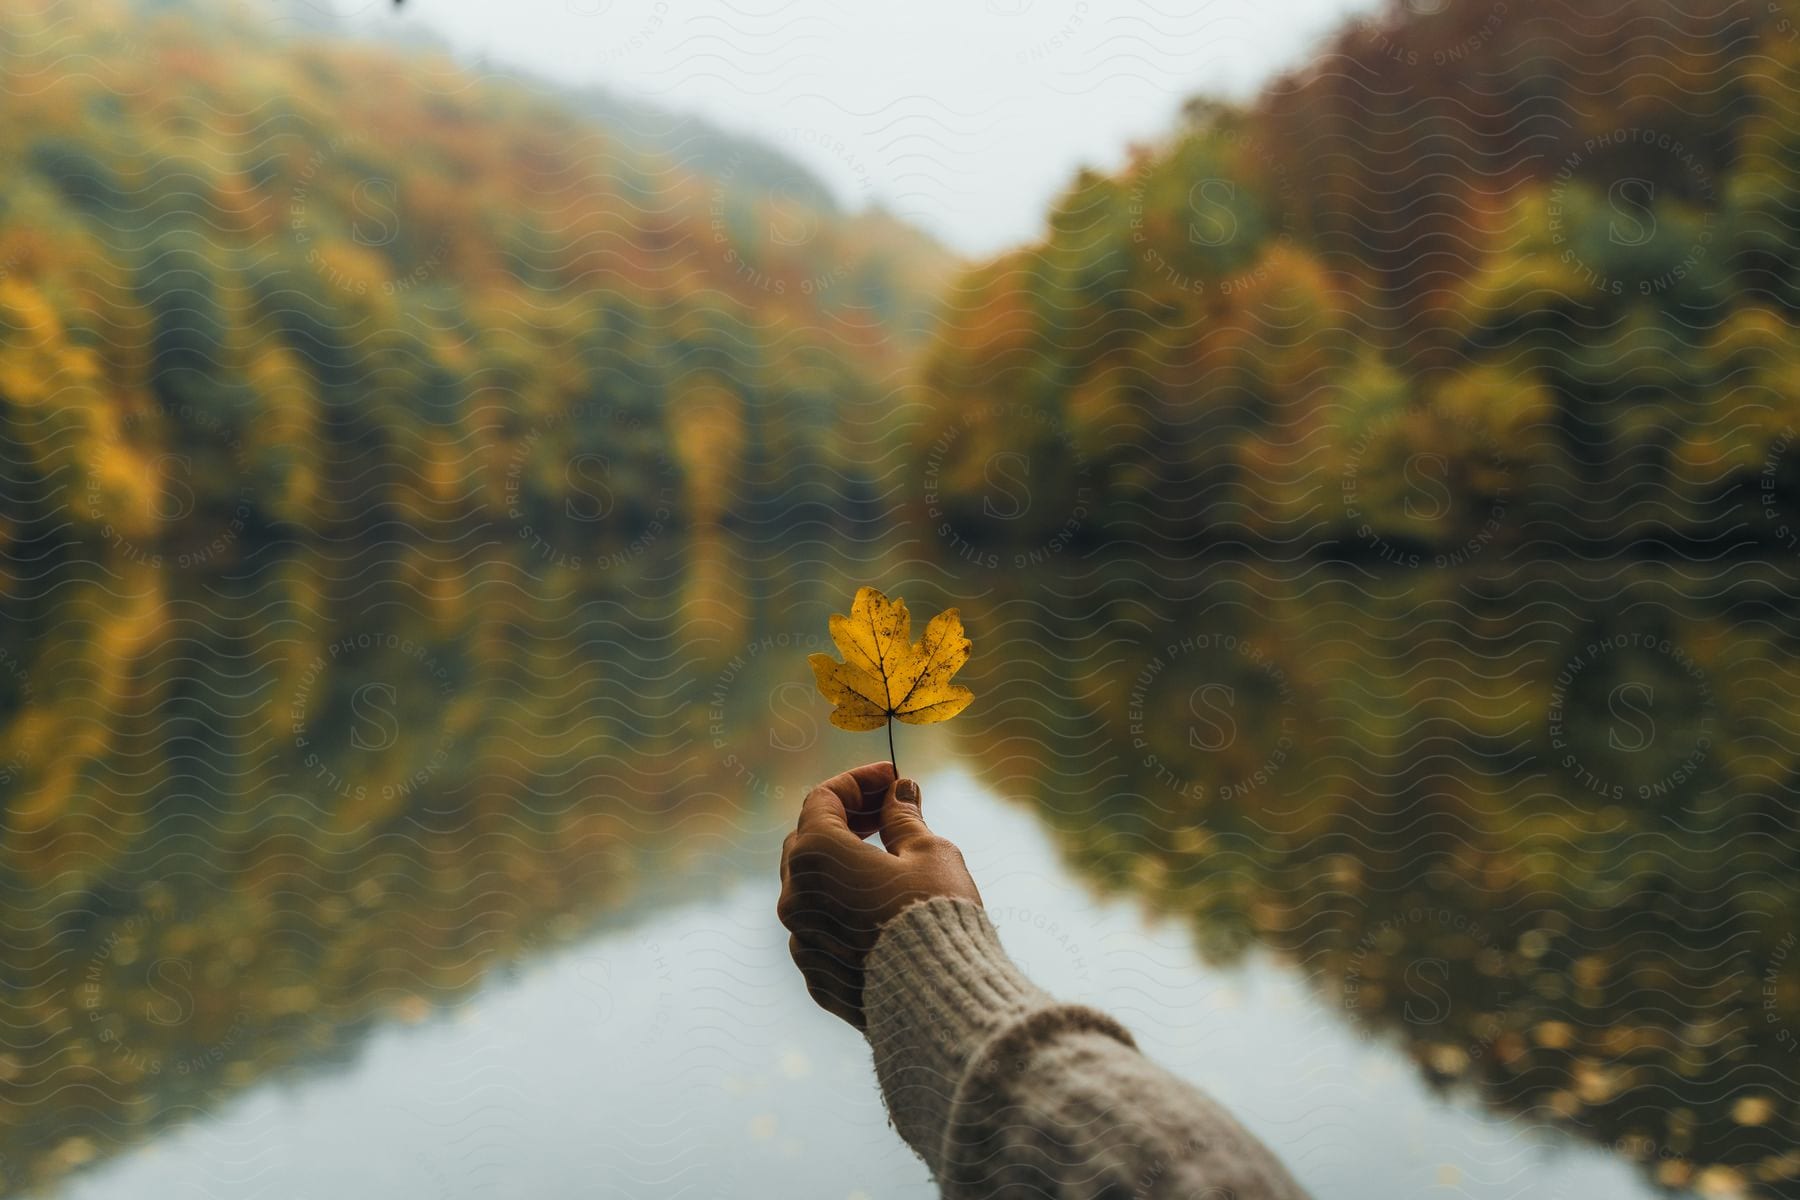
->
0, 0, 945, 578
914, 0, 1800, 558
0, 0, 950, 867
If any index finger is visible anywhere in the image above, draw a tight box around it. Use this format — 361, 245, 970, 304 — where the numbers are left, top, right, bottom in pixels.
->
798, 761, 897, 836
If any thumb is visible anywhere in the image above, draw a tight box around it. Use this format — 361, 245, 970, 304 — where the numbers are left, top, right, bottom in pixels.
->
877, 777, 932, 854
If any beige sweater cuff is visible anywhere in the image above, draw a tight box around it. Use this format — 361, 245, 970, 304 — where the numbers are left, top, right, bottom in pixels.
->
862, 896, 1137, 1176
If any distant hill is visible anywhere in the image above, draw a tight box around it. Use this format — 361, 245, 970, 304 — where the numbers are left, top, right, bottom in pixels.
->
561, 86, 846, 217
0, 0, 951, 581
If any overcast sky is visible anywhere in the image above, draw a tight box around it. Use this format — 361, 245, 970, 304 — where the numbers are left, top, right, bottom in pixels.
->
330, 0, 1379, 257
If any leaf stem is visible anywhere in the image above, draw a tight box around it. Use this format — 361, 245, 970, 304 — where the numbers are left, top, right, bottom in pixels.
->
887, 716, 897, 778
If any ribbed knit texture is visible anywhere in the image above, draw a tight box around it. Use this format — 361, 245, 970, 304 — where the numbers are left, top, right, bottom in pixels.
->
864, 897, 1314, 1199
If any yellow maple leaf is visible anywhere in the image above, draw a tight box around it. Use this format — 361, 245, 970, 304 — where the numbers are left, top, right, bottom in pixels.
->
808, 586, 973, 767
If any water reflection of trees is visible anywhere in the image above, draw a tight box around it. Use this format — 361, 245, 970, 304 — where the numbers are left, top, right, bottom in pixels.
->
4, 542, 1798, 1196
944, 555, 1800, 1198
0, 535, 902, 1197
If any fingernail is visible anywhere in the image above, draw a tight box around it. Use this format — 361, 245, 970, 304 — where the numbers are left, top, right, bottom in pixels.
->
896, 778, 920, 805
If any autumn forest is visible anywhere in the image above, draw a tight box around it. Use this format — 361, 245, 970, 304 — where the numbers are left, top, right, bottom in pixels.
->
4, 0, 1800, 1196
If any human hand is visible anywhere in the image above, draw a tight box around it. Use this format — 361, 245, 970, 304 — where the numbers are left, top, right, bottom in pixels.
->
776, 762, 982, 1028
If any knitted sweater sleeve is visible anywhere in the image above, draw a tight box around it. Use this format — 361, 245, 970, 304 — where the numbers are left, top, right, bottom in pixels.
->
862, 897, 1313, 1200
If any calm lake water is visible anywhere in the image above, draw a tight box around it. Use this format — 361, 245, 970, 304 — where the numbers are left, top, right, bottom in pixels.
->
48, 764, 1665, 1200
5, 543, 1793, 1199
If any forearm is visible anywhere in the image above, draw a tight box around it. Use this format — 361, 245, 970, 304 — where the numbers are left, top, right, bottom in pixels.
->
863, 898, 1312, 1200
